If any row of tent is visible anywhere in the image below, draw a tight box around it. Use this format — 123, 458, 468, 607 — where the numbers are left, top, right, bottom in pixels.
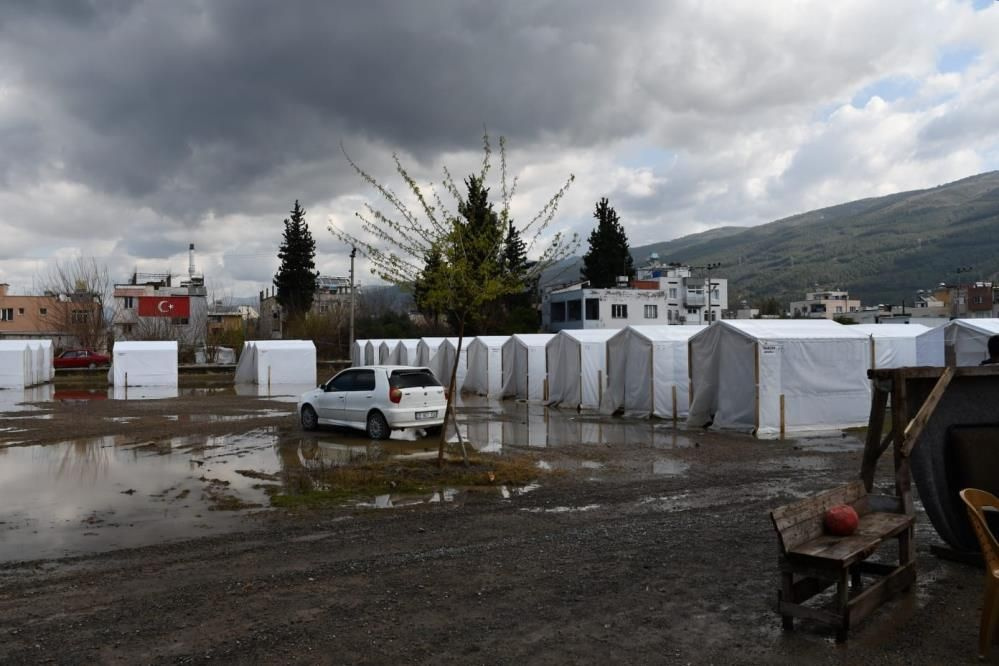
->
2, 339, 321, 390
354, 318, 999, 438
0, 340, 53, 389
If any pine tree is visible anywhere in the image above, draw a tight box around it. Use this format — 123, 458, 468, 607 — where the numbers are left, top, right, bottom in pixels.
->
502, 220, 527, 278
273, 200, 319, 323
413, 243, 443, 323
456, 175, 503, 274
581, 197, 635, 288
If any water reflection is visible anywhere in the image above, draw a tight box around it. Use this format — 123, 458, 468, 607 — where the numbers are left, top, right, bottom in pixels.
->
0, 429, 283, 562
454, 398, 696, 452
0, 384, 54, 412
233, 383, 316, 402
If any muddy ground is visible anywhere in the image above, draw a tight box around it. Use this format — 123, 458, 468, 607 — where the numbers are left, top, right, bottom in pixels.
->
0, 386, 991, 664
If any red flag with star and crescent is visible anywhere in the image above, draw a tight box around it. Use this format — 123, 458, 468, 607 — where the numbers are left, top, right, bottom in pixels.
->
138, 296, 190, 317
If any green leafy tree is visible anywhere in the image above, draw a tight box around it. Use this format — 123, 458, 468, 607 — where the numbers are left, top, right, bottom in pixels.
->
332, 133, 576, 464
581, 198, 635, 288
273, 201, 319, 324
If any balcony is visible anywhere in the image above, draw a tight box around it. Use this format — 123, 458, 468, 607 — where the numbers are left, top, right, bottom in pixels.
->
685, 294, 705, 306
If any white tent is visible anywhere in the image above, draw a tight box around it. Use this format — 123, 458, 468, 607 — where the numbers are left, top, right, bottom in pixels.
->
234, 340, 316, 385
26, 342, 44, 386
364, 339, 387, 365
944, 318, 999, 366
464, 336, 510, 397
108, 341, 178, 387
351, 339, 368, 367
547, 329, 618, 410
377, 339, 401, 364
440, 337, 469, 390
850, 324, 944, 368
502, 334, 555, 401
0, 341, 31, 389
598, 325, 705, 419
417, 337, 450, 383
393, 339, 421, 366
37, 340, 54, 381
688, 320, 872, 438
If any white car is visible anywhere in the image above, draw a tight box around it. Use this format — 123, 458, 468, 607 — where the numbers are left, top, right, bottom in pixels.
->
298, 366, 447, 439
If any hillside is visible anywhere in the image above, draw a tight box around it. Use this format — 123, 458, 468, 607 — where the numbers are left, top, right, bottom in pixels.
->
545, 171, 999, 307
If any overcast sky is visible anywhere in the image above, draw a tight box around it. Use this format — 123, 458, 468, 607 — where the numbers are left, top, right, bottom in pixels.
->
1, 0, 997, 297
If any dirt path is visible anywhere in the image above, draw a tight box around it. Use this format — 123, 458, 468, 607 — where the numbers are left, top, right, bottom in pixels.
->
0, 390, 988, 664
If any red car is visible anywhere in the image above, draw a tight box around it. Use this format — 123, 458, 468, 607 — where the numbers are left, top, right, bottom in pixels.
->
54, 350, 111, 369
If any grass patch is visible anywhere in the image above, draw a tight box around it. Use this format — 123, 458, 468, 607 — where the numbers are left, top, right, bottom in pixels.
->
270, 453, 546, 510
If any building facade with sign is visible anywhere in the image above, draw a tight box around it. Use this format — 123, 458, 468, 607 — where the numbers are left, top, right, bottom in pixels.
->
111, 271, 208, 345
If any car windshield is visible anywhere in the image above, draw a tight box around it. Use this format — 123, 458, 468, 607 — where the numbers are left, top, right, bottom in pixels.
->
389, 370, 441, 389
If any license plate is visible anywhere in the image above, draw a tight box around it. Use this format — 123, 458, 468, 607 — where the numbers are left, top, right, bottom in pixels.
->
415, 410, 437, 420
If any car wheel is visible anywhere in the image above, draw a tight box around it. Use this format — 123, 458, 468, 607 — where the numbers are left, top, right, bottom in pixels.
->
301, 405, 319, 431
366, 411, 390, 440
88, 362, 97, 369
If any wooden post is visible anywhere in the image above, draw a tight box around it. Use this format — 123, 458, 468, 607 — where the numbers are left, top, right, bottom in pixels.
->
779, 394, 786, 440
649, 345, 655, 417
870, 338, 876, 370
860, 384, 889, 492
672, 385, 678, 425
891, 371, 915, 536
267, 365, 272, 391
597, 369, 603, 406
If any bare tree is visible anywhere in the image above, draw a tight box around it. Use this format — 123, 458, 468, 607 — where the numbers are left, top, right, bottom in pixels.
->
41, 258, 115, 351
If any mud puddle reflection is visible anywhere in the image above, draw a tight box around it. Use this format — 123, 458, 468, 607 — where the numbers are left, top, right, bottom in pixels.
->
0, 429, 290, 562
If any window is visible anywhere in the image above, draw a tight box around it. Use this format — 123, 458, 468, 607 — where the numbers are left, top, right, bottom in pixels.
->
667, 310, 673, 323
835, 306, 843, 313
2, 307, 15, 321
668, 287, 678, 299
611, 304, 628, 319
644, 304, 658, 319
585, 298, 599, 320
123, 297, 134, 309
390, 369, 441, 389
71, 309, 89, 324
551, 301, 566, 322
39, 308, 47, 316
353, 370, 376, 391
329, 371, 356, 391
687, 308, 698, 315
17, 308, 24, 315
567, 299, 582, 321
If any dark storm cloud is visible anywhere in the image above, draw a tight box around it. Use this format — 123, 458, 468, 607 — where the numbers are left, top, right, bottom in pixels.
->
0, 0, 665, 218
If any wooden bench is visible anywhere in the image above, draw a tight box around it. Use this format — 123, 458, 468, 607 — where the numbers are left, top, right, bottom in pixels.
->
770, 480, 916, 641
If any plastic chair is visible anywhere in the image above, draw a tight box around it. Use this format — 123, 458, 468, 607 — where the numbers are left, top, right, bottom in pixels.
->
959, 488, 999, 660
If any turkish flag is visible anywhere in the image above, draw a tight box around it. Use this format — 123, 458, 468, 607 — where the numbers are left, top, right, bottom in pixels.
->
138, 296, 191, 317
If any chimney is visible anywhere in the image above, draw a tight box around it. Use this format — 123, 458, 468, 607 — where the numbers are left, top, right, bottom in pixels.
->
188, 243, 196, 278
0, 283, 7, 296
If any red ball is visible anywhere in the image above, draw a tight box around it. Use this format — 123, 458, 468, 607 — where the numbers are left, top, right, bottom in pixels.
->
824, 505, 859, 536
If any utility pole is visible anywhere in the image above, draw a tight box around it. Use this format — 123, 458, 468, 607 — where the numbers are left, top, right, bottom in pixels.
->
349, 246, 356, 361
694, 262, 722, 324
955, 265, 973, 318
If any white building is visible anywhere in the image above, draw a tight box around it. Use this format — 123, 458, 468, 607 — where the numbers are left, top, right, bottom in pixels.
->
542, 262, 728, 332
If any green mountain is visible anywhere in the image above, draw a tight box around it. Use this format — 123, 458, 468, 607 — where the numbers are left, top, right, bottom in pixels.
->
546, 171, 999, 308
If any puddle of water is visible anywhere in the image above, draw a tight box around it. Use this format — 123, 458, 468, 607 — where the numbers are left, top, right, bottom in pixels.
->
0, 385, 54, 412
0, 428, 291, 562
521, 504, 601, 514
791, 434, 865, 453
233, 383, 317, 402
652, 458, 690, 476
